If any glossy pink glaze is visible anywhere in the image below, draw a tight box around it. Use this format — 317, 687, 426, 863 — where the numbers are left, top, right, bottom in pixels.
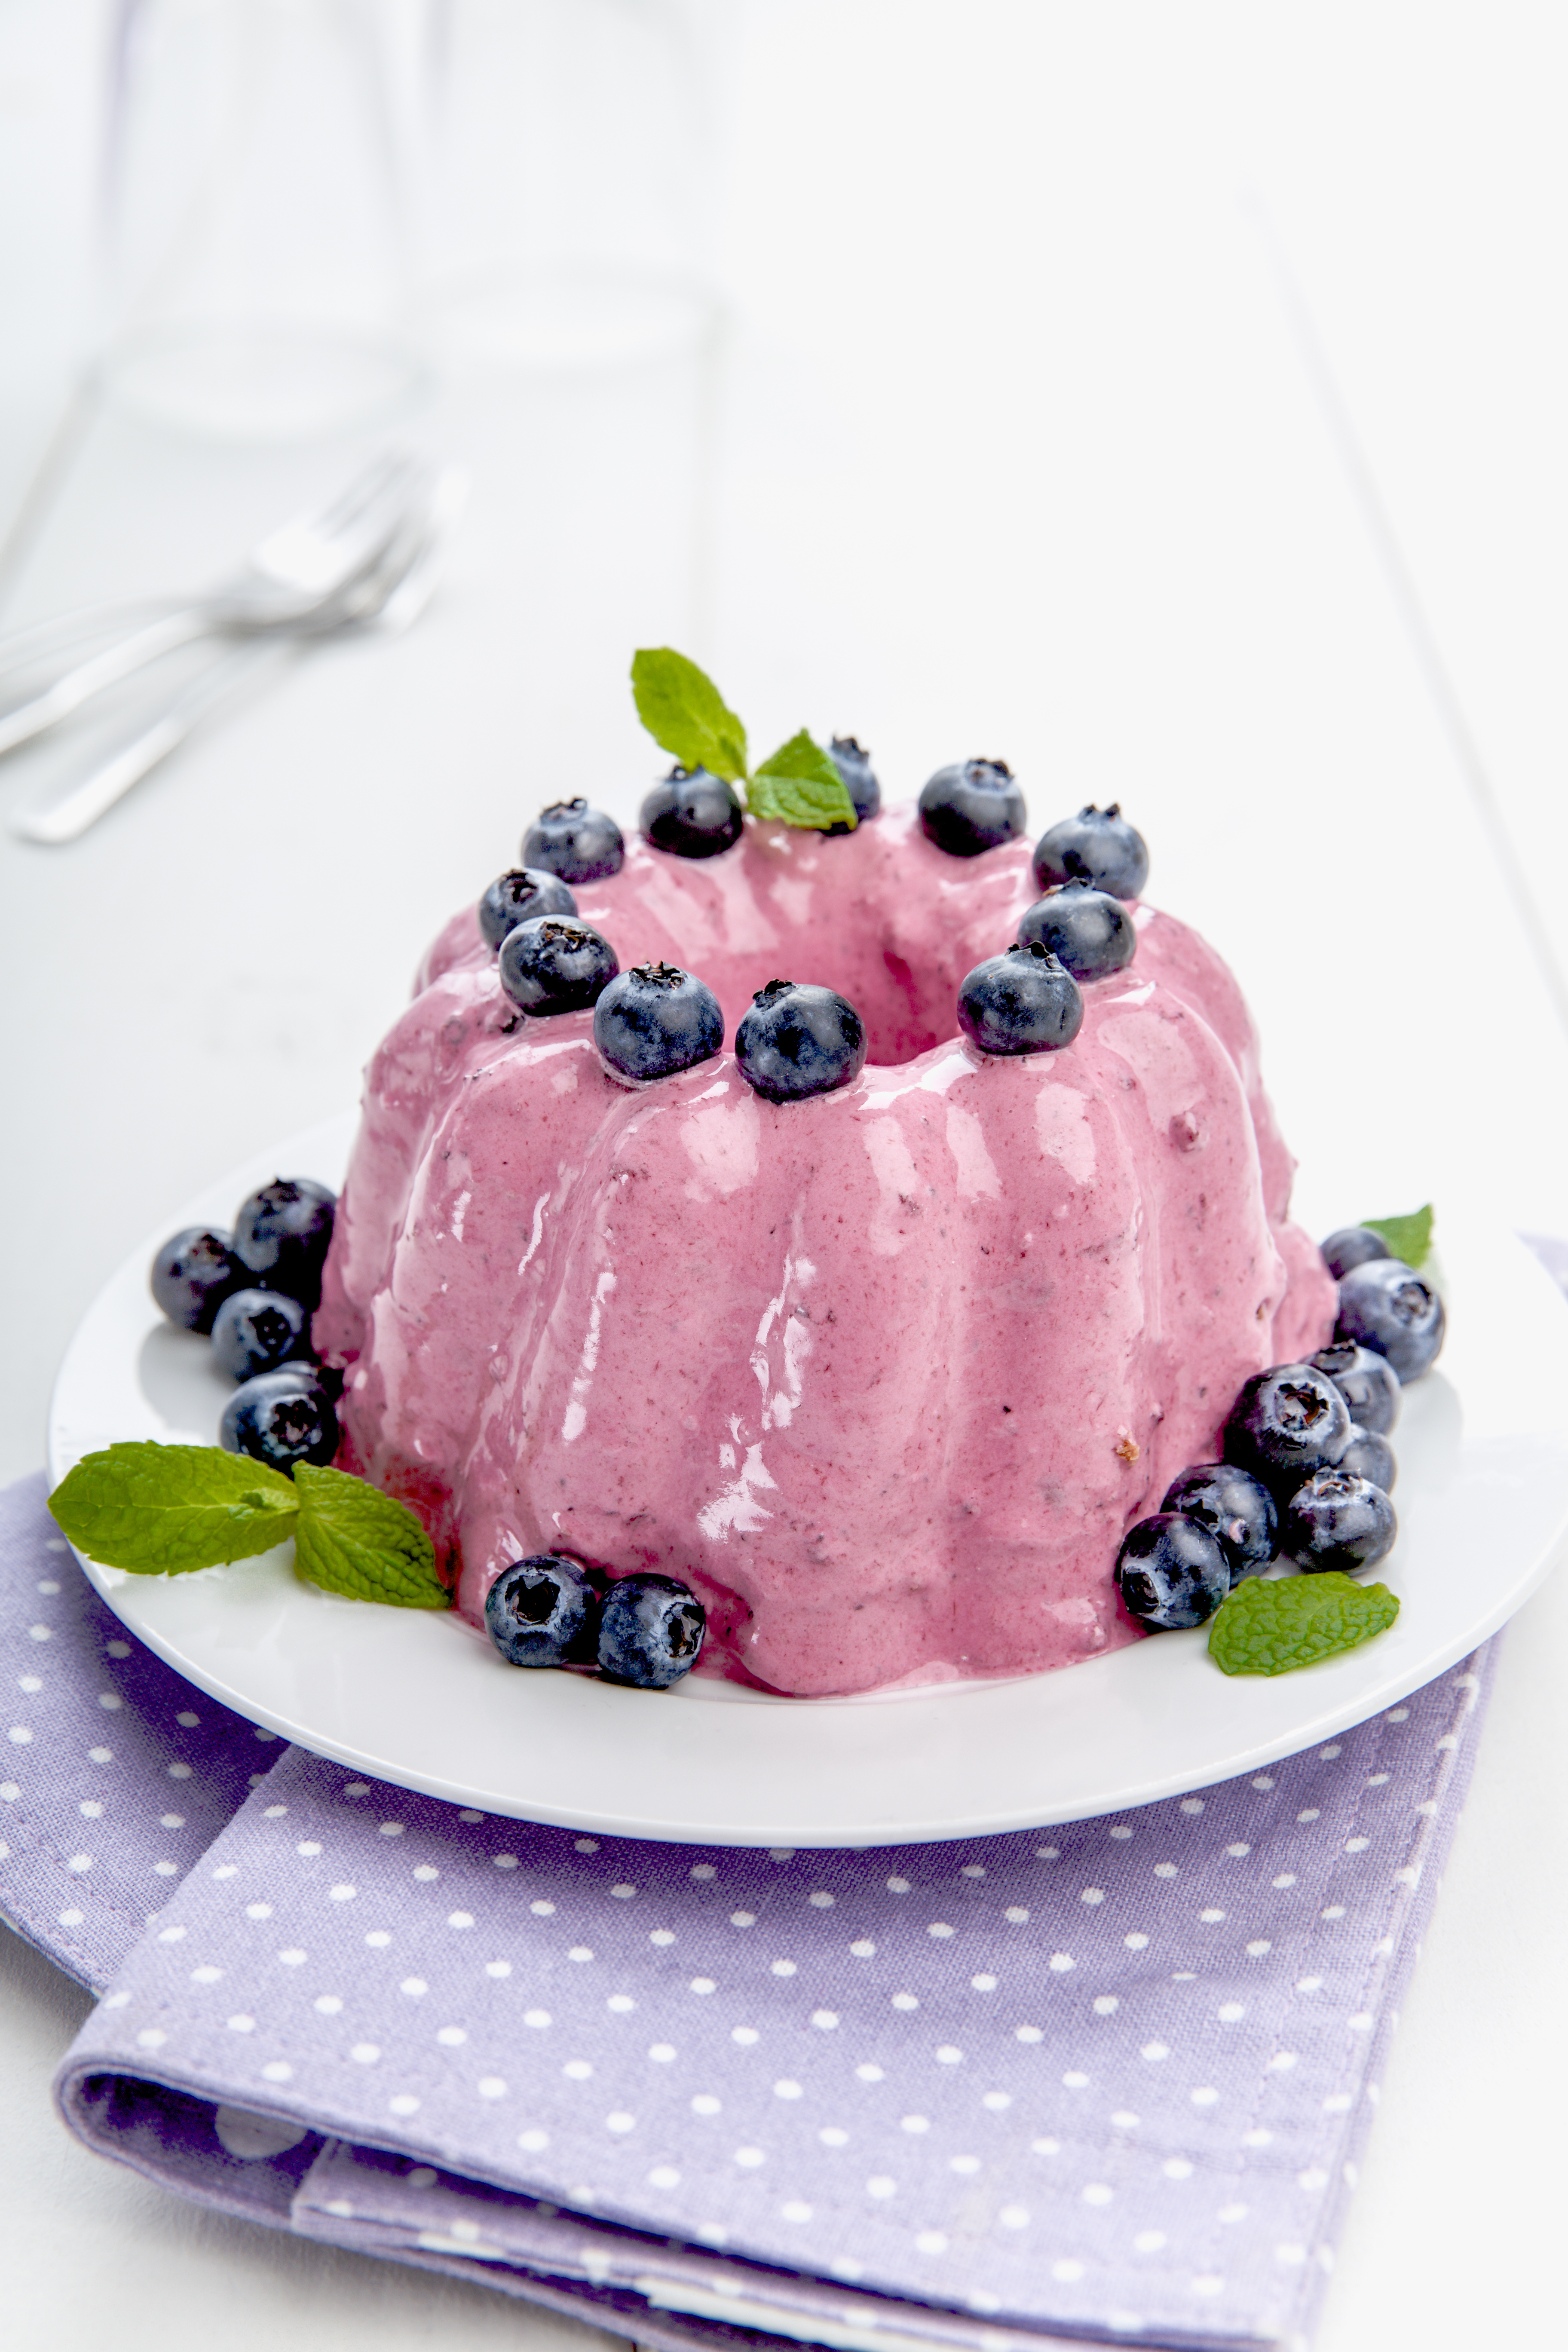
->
315, 808, 1335, 1696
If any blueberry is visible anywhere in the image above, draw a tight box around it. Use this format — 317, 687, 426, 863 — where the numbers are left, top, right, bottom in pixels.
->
1335, 1257, 1446, 1381
484, 1553, 603, 1669
824, 735, 881, 831
597, 1572, 707, 1688
1016, 880, 1136, 982
1308, 1340, 1401, 1437
1282, 1467, 1398, 1574
210, 1288, 311, 1383
594, 961, 724, 1081
1340, 1425, 1397, 1494
1114, 1513, 1230, 1629
1320, 1225, 1392, 1280
219, 1369, 338, 1476
734, 979, 867, 1103
521, 798, 625, 884
478, 867, 578, 949
498, 916, 619, 1016
276, 1356, 344, 1403
150, 1226, 245, 1334
956, 939, 1084, 1056
1223, 1362, 1353, 1498
233, 1177, 337, 1309
1031, 803, 1148, 900
918, 758, 1026, 857
1159, 1463, 1277, 1585
640, 765, 744, 859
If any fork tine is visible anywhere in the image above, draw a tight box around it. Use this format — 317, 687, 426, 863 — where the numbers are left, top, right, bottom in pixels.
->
319, 448, 423, 542
309, 448, 407, 537
251, 451, 429, 588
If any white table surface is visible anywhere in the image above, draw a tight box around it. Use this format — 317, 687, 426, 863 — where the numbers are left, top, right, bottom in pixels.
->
3, 5, 1567, 2346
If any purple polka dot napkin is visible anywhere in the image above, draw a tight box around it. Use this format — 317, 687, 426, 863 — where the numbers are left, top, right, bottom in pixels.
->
0, 1472, 277, 1990
0, 1466, 1503, 2351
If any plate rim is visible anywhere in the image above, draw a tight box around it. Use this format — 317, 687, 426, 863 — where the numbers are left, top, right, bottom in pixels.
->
46, 1114, 1568, 1847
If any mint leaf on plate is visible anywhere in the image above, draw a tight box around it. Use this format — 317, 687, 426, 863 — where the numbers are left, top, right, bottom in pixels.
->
292, 1464, 448, 1609
631, 648, 748, 784
749, 729, 858, 831
1364, 1203, 1434, 1268
1209, 1572, 1400, 1676
48, 1442, 299, 1574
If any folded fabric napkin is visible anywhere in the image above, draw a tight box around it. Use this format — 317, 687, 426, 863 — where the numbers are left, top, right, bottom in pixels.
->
2, 1471, 1495, 2352
0, 1472, 279, 1989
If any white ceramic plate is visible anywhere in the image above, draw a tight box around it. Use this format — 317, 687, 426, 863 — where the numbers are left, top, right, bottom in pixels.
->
48, 1114, 1568, 1848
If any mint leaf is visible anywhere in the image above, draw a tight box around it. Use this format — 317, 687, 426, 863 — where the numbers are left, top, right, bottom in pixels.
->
1209, 1572, 1399, 1676
1364, 1204, 1434, 1269
631, 648, 748, 783
749, 730, 858, 831
292, 1464, 448, 1609
48, 1442, 298, 1574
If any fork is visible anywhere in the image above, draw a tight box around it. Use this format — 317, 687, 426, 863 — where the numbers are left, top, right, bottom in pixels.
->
10, 468, 467, 845
0, 448, 428, 759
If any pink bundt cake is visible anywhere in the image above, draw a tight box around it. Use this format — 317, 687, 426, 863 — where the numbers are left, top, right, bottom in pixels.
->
314, 804, 1335, 1697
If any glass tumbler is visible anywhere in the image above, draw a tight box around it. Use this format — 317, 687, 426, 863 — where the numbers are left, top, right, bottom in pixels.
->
98, 0, 426, 438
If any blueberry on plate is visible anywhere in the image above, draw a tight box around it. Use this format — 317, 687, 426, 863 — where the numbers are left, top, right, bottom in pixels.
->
498, 916, 619, 1015
1016, 880, 1136, 981
1339, 1424, 1397, 1493
233, 1177, 337, 1309
1031, 803, 1148, 900
594, 962, 724, 1081
1222, 1362, 1353, 1497
1309, 1339, 1401, 1437
1320, 1225, 1392, 1280
1282, 1467, 1397, 1573
1160, 1463, 1277, 1584
1335, 1257, 1446, 1382
1114, 1514, 1230, 1629
219, 1369, 338, 1476
478, 867, 578, 949
956, 940, 1084, 1056
597, 1573, 707, 1688
150, 1226, 245, 1334
918, 759, 1026, 857
211, 1288, 311, 1383
825, 735, 881, 830
735, 980, 867, 1103
522, 798, 625, 884
640, 765, 744, 859
485, 1553, 604, 1669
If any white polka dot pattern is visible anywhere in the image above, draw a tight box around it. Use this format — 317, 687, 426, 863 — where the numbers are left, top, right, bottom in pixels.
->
0, 1464, 1508, 2352
56, 1647, 1496, 2352
0, 1476, 281, 1989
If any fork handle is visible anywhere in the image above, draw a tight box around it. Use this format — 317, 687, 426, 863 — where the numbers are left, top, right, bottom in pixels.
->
10, 640, 282, 845
0, 606, 208, 758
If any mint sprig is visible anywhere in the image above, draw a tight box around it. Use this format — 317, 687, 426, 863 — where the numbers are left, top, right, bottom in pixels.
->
1364, 1203, 1434, 1270
49, 1443, 299, 1574
48, 1442, 448, 1611
631, 647, 857, 831
750, 729, 860, 828
1209, 1572, 1399, 1676
292, 1464, 447, 1608
631, 647, 748, 783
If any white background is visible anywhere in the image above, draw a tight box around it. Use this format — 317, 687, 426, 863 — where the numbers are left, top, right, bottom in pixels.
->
2, 3, 1566, 2346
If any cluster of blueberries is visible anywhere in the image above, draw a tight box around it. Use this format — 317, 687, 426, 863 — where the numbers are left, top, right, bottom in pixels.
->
150, 1179, 341, 1473
479, 749, 1151, 1097
1112, 1229, 1447, 1630
151, 1183, 708, 1691
483, 1553, 707, 1692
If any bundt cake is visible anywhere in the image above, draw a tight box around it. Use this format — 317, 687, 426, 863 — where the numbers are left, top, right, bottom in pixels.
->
313, 770, 1335, 1699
